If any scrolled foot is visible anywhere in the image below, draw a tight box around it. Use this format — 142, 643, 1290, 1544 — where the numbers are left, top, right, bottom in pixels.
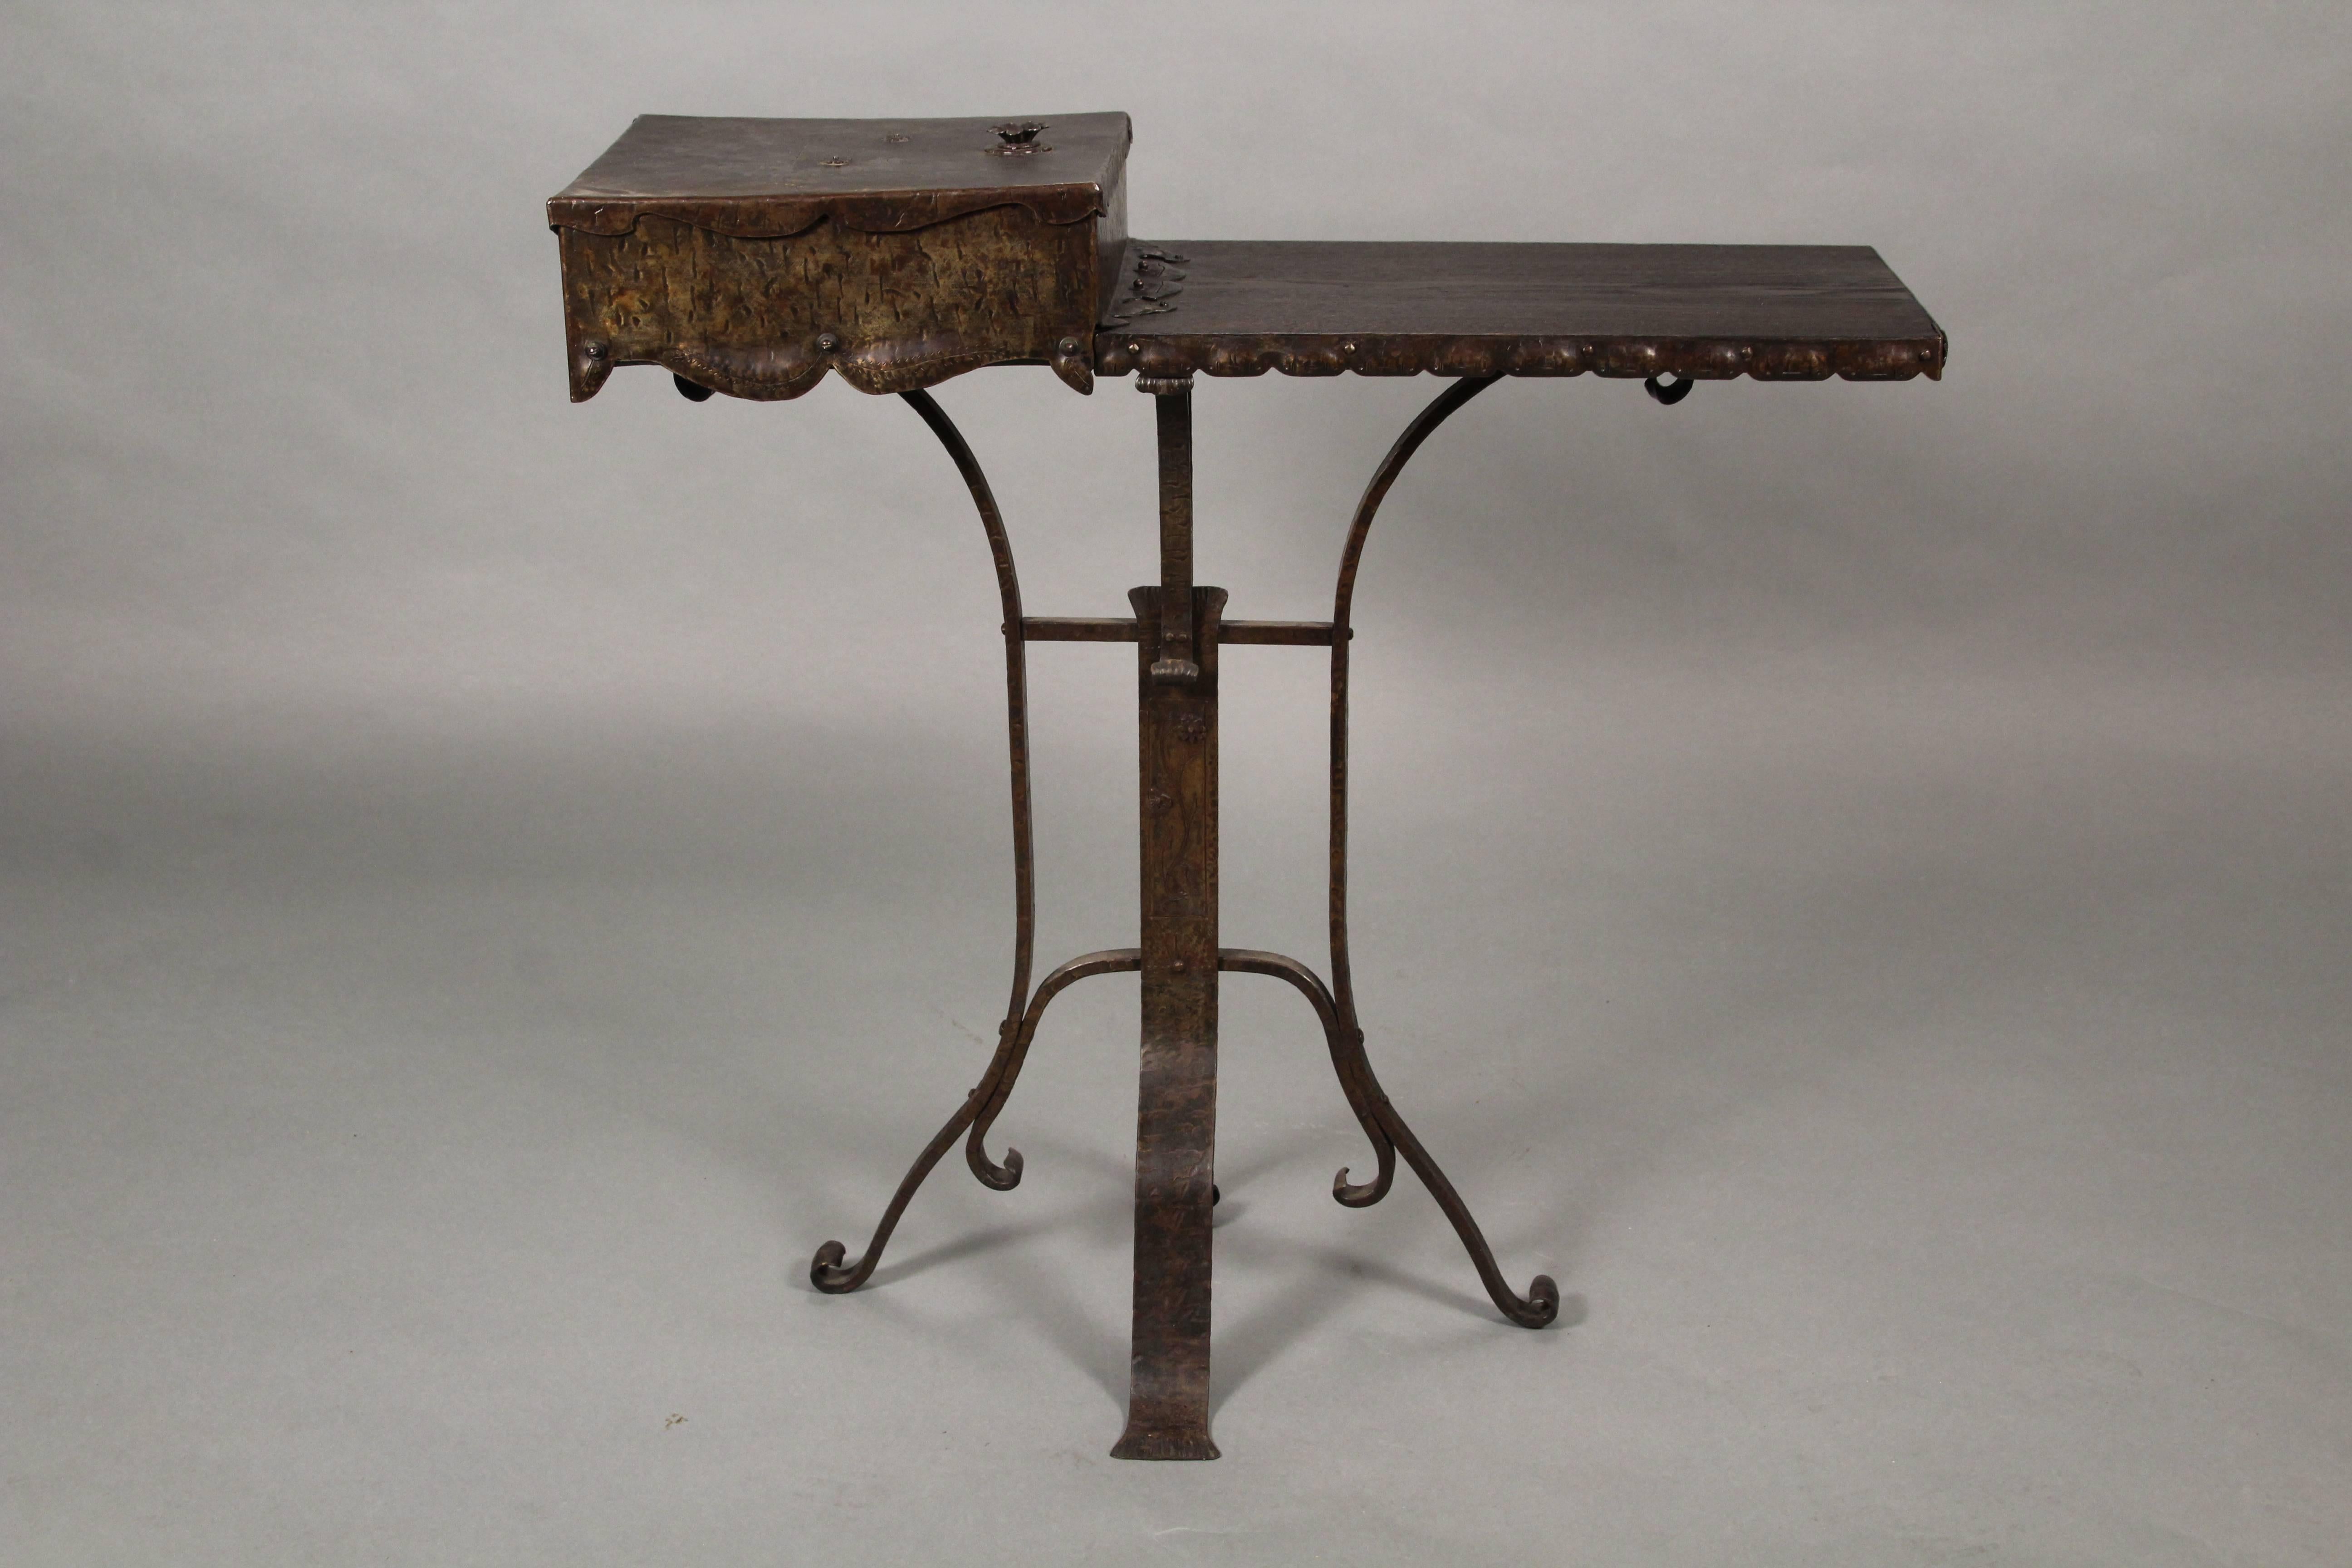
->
1505, 1273, 1561, 1329
1211, 950, 1397, 1209
967, 1141, 1024, 1191
809, 1240, 864, 1294
1333, 1165, 1390, 1208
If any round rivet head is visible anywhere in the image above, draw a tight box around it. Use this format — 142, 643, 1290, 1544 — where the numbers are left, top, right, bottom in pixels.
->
583, 342, 606, 359
1127, 341, 1140, 353
817, 332, 841, 353
1058, 337, 1081, 355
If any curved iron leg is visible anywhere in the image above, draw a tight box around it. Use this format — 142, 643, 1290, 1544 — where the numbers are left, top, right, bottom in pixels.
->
810, 950, 1138, 1293
809, 1070, 1000, 1293
1214, 950, 1392, 1206
897, 387, 1037, 1035
810, 389, 1044, 1294
1319, 376, 1558, 1328
965, 949, 1144, 1189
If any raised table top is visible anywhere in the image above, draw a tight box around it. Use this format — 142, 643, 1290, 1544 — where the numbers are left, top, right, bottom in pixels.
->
548, 112, 1944, 399
1095, 240, 1944, 384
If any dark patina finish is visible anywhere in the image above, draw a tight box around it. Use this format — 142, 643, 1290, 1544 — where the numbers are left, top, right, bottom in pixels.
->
808, 381, 1558, 1458
1096, 240, 1944, 384
549, 113, 1129, 402
557, 111, 1944, 1460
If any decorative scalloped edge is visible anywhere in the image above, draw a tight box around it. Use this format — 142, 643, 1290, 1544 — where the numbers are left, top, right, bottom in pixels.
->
1088, 334, 1946, 383
571, 340, 1094, 403
571, 332, 1942, 403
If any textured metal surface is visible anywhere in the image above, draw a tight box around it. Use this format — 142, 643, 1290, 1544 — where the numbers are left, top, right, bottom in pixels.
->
1147, 375, 1200, 682
557, 207, 1105, 402
550, 114, 1128, 402
1114, 578, 1227, 1461
1104, 242, 1189, 324
573, 112, 1956, 1460
1094, 240, 1944, 384
986, 121, 1053, 155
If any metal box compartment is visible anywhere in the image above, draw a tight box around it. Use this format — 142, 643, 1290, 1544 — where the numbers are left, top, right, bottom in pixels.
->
549, 113, 1131, 401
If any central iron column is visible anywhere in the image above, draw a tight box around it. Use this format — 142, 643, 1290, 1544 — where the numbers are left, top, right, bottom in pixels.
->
1113, 373, 1224, 1460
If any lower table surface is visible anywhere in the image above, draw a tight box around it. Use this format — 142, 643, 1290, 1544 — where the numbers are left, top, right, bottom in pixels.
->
1093, 239, 1945, 385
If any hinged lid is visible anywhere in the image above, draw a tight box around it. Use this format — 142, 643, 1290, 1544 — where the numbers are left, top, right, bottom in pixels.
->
547, 112, 1132, 238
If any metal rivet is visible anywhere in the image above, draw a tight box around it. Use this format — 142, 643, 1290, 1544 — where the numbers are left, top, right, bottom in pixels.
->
583, 342, 606, 358
1919, 347, 1933, 359
1341, 341, 1356, 353
817, 333, 841, 353
1127, 341, 1140, 353
1171, 959, 1186, 973
1058, 337, 1080, 355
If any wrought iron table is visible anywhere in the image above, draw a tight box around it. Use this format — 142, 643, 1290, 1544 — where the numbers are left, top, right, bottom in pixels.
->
549, 112, 1945, 1459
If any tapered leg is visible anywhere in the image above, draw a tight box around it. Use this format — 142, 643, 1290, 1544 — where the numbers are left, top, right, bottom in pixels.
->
1114, 582, 1225, 1459
1113, 371, 1226, 1460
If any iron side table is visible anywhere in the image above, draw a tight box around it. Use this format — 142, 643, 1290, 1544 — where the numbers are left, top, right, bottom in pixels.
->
549, 113, 1946, 1460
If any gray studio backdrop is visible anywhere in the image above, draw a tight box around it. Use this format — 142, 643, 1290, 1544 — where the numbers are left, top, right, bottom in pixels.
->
5, 4, 2348, 1564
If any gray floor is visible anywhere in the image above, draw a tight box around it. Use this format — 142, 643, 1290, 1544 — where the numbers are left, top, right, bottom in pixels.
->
7, 637, 2347, 1565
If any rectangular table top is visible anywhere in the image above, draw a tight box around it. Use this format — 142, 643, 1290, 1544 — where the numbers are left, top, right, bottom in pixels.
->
549, 112, 1130, 237
1093, 240, 1944, 384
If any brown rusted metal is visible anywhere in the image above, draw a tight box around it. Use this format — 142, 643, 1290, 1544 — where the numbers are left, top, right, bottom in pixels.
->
898, 389, 1037, 1027
987, 121, 1053, 154
814, 376, 1558, 1413
1104, 243, 1189, 325
1093, 240, 1945, 385
1213, 950, 1392, 1205
549, 114, 1129, 402
1320, 374, 1558, 1326
560, 112, 1958, 1456
1021, 616, 1145, 642
1144, 373, 1200, 684
1114, 577, 1227, 1460
965, 947, 1141, 1186
1022, 617, 1338, 645
811, 388, 1051, 1290
810, 944, 1141, 1292
1328, 377, 1496, 1078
